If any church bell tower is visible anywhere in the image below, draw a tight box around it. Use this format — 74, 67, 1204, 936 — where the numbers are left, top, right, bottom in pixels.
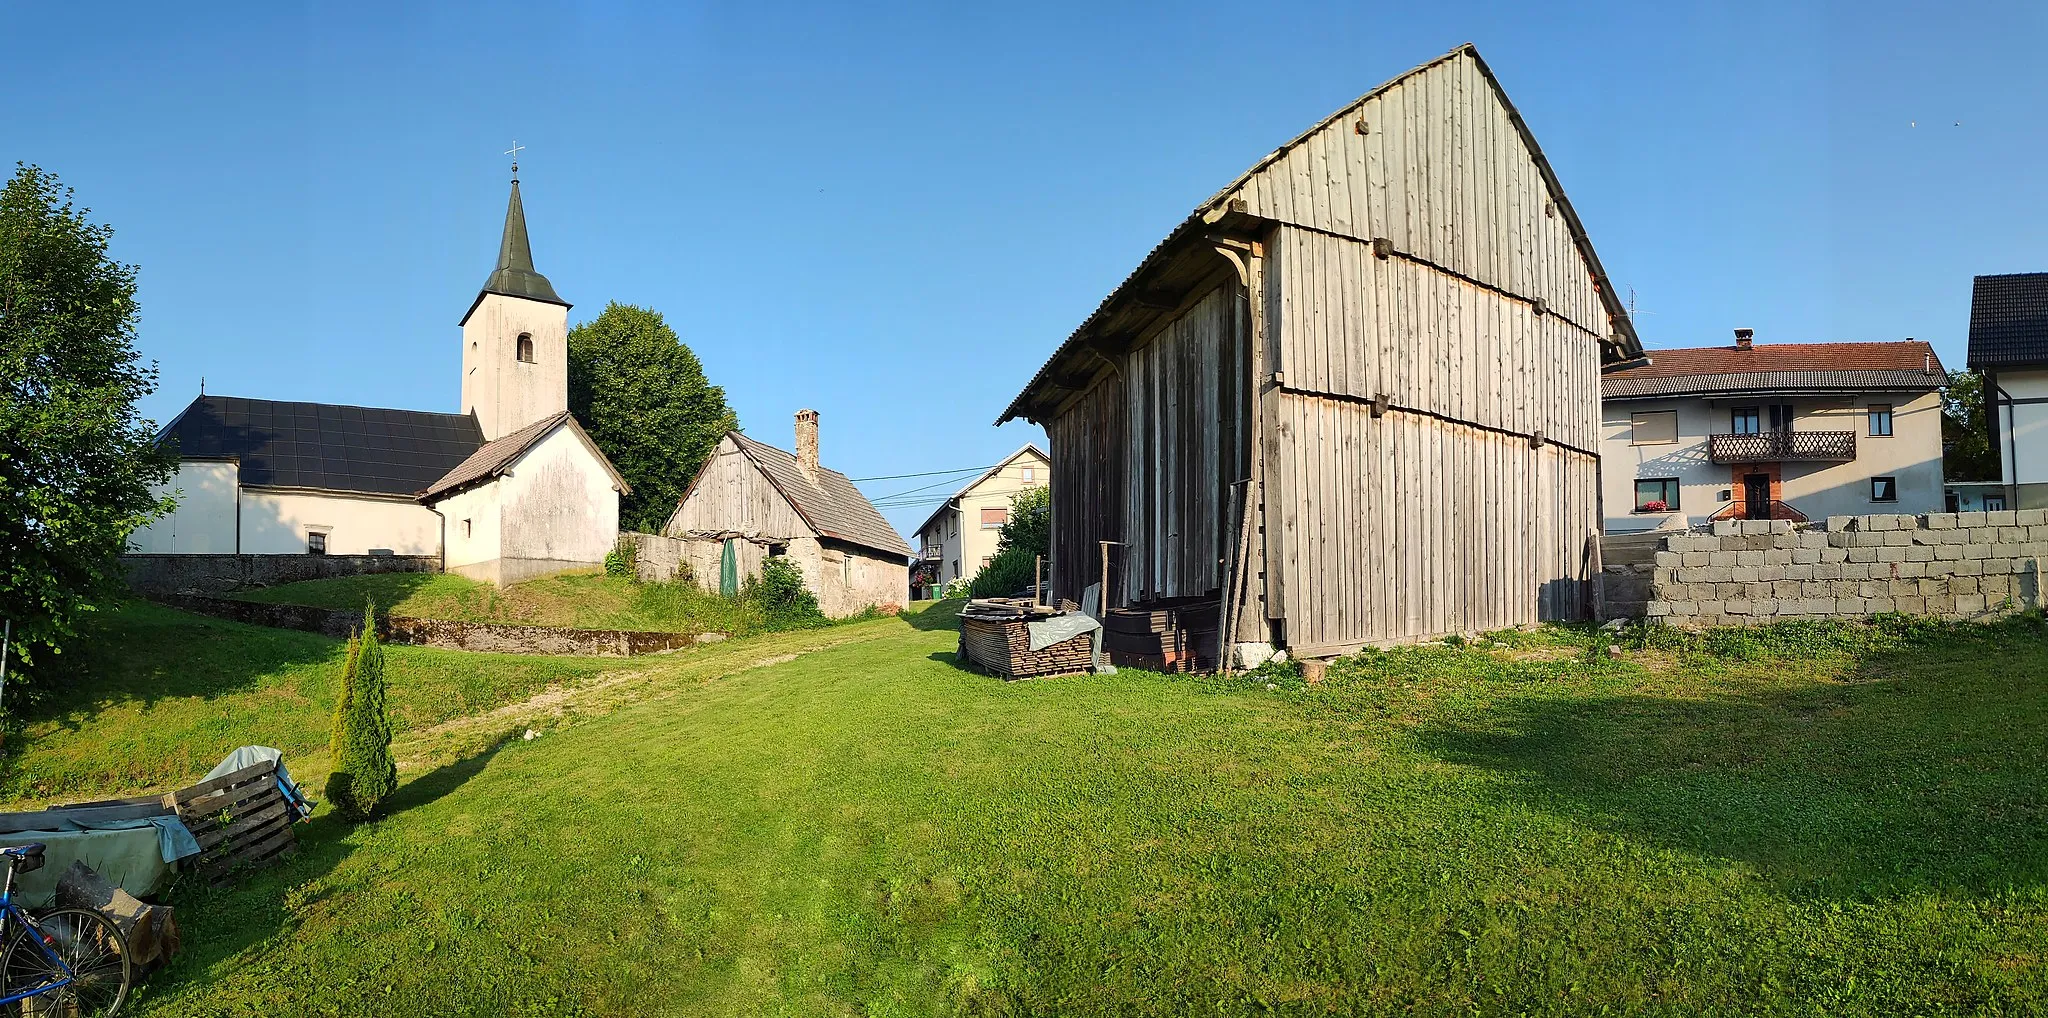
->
460, 155, 570, 442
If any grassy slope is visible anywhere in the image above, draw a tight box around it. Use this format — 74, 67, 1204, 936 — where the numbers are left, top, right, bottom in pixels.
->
231, 572, 783, 636
0, 602, 634, 805
125, 611, 2048, 1017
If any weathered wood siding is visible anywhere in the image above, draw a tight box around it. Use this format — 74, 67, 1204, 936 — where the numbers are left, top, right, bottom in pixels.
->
666, 435, 809, 540
1047, 285, 1250, 607
1229, 48, 1606, 338
1267, 393, 1597, 652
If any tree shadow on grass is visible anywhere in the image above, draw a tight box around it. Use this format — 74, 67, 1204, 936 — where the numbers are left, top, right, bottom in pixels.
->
1413, 626, 2048, 902
899, 600, 964, 632
147, 744, 505, 997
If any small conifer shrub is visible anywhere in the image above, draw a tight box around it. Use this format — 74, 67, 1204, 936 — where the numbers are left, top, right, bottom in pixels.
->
325, 605, 397, 820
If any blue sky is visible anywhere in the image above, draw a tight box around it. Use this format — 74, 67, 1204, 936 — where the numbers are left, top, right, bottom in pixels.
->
5, 1, 2044, 536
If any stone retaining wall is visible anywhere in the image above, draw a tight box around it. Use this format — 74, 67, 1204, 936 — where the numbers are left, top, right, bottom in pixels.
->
153, 595, 706, 657
124, 554, 438, 597
1646, 511, 2048, 625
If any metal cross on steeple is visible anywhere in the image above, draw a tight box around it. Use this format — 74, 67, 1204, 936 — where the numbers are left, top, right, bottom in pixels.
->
504, 140, 526, 180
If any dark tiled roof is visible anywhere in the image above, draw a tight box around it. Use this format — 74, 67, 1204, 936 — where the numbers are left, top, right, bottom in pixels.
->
461, 178, 567, 325
420, 412, 627, 502
1967, 272, 2048, 369
159, 395, 483, 497
1602, 341, 1944, 399
730, 432, 913, 559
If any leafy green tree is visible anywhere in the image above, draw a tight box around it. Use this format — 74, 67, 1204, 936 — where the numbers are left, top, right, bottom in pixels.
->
1943, 370, 2000, 482
0, 164, 174, 688
968, 485, 1051, 598
568, 303, 737, 533
325, 606, 397, 820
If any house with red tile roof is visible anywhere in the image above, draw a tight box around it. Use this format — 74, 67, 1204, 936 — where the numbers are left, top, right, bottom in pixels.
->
1601, 330, 1946, 532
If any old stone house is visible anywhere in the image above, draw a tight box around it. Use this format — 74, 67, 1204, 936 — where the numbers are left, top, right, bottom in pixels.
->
663, 411, 911, 615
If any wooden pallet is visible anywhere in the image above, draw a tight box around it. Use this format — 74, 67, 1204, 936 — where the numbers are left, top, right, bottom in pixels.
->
172, 762, 298, 884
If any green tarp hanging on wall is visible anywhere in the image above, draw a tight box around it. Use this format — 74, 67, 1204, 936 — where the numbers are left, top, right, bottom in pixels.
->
719, 538, 738, 597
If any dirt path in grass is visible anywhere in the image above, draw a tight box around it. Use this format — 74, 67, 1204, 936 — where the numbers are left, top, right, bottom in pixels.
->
391, 626, 882, 772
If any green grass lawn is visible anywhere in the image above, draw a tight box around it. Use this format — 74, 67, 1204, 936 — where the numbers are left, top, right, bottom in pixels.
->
82, 606, 2046, 1016
230, 571, 779, 636
0, 601, 636, 806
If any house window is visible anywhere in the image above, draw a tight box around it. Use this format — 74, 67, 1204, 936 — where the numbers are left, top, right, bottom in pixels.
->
1768, 404, 1795, 432
768, 543, 787, 557
1633, 478, 1680, 513
1868, 404, 1893, 437
980, 556, 993, 571
1021, 465, 1036, 483
462, 518, 473, 538
516, 333, 535, 363
306, 531, 327, 555
981, 508, 1008, 529
1986, 492, 2008, 511
1730, 407, 1761, 435
1871, 476, 1898, 502
1630, 411, 1677, 446
950, 559, 960, 580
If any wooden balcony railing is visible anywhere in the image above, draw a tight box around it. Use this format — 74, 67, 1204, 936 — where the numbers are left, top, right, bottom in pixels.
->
1708, 431, 1856, 464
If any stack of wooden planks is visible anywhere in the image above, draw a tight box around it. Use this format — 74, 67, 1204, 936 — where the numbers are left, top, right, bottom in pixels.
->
1102, 599, 1220, 673
171, 760, 299, 884
957, 599, 1095, 680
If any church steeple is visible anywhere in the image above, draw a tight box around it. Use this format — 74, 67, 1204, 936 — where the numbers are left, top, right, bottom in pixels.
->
467, 171, 566, 318
461, 148, 572, 441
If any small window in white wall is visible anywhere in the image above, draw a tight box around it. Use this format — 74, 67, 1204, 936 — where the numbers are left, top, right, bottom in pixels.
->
1871, 476, 1898, 502
517, 333, 535, 363
462, 518, 473, 538
1021, 465, 1036, 483
1630, 412, 1677, 446
307, 532, 327, 555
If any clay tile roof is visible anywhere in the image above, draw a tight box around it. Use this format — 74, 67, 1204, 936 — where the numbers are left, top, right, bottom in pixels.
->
729, 431, 913, 559
1602, 341, 1944, 400
1967, 272, 2048, 369
419, 412, 627, 502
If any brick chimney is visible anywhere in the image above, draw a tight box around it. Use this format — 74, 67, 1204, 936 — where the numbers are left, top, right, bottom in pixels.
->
794, 409, 820, 479
1734, 328, 1755, 350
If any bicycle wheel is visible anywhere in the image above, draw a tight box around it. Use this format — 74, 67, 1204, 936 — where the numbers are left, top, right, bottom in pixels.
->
1, 907, 132, 1016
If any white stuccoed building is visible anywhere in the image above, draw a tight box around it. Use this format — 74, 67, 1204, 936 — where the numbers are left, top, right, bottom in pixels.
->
131, 167, 627, 584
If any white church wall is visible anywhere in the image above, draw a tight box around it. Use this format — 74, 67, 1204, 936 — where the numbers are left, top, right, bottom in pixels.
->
438, 482, 504, 581
496, 426, 619, 578
129, 460, 239, 553
461, 293, 568, 442
239, 489, 442, 556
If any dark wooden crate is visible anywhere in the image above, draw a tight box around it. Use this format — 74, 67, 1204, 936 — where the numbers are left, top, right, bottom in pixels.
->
173, 761, 298, 884
959, 617, 1094, 679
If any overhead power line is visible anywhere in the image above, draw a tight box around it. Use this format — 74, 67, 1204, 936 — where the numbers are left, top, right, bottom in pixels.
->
846, 464, 996, 483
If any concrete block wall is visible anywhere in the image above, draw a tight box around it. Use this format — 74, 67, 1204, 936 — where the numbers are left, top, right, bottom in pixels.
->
1645, 511, 2048, 626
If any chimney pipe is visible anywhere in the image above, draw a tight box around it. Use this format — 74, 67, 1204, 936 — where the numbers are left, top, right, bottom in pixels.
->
794, 409, 820, 478
1734, 328, 1755, 350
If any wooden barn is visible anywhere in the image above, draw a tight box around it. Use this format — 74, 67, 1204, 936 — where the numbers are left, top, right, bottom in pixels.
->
997, 45, 1645, 662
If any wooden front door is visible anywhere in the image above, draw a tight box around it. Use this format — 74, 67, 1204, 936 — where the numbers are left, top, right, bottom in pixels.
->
1744, 474, 1771, 520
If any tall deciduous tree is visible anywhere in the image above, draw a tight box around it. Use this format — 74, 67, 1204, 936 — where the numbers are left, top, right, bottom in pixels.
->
567, 303, 736, 534
0, 164, 173, 687
1942, 369, 2000, 482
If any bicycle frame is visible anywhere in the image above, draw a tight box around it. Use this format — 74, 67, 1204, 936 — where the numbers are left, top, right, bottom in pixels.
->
0, 856, 78, 1007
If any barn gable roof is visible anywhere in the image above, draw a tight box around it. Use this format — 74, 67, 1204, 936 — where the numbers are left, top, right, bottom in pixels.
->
705, 431, 913, 559
157, 395, 484, 498
998, 43, 1641, 425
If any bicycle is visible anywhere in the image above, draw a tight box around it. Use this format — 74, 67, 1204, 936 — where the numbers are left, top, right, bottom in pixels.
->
0, 843, 132, 1015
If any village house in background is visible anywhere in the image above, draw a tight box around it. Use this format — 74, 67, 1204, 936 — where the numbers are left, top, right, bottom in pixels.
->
130, 168, 627, 584
1601, 331, 1946, 533
1967, 272, 2048, 510
999, 44, 1642, 665
913, 444, 1049, 591
660, 411, 911, 616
